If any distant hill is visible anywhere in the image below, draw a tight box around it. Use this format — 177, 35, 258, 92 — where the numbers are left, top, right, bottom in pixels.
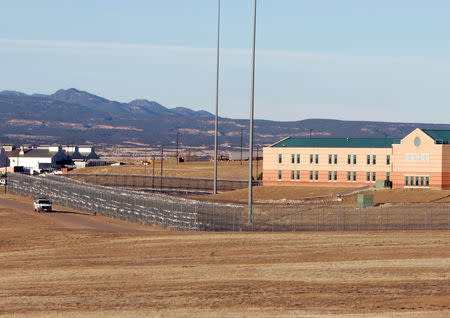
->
0, 88, 449, 149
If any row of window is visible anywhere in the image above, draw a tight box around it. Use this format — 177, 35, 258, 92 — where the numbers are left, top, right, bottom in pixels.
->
279, 154, 390, 165
405, 175, 430, 187
279, 170, 388, 182
405, 153, 430, 161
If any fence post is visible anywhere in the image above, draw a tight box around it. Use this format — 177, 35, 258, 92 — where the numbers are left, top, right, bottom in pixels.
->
213, 204, 216, 231
316, 206, 319, 232
272, 205, 274, 232
358, 208, 361, 231
337, 207, 339, 231
293, 208, 296, 232
402, 204, 405, 231
430, 204, 433, 230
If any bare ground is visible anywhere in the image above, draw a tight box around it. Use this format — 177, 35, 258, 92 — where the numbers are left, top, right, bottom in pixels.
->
0, 194, 449, 317
71, 160, 259, 180
192, 185, 450, 204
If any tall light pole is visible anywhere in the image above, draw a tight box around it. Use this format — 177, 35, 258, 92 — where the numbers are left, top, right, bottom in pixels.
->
248, 0, 257, 224
213, 0, 221, 194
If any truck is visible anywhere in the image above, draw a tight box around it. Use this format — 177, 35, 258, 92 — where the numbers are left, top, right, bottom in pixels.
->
33, 198, 52, 212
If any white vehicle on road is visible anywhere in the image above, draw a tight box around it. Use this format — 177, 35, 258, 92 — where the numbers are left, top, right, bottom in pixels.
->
33, 198, 53, 212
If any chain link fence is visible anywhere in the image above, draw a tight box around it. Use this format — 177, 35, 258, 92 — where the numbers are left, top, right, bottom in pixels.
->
7, 173, 242, 231
6, 173, 450, 232
68, 173, 261, 192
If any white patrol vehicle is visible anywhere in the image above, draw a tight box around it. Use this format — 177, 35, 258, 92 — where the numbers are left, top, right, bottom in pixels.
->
33, 198, 53, 212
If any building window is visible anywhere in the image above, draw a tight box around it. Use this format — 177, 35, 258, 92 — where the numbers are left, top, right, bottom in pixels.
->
278, 170, 282, 180
347, 171, 351, 181
334, 171, 337, 181
315, 170, 319, 180
310, 154, 313, 164
334, 154, 338, 164
291, 154, 295, 164
315, 154, 319, 164
328, 154, 332, 164
386, 172, 390, 181
278, 154, 282, 164
309, 170, 313, 181
410, 176, 414, 186
296, 154, 300, 164
353, 171, 357, 181
426, 176, 429, 187
425, 154, 430, 161
367, 172, 370, 182
296, 170, 300, 180
386, 155, 390, 165
420, 176, 424, 187
405, 154, 409, 160
372, 172, 376, 182
347, 155, 351, 164
415, 176, 419, 187
328, 171, 332, 181
291, 170, 295, 180
405, 176, 409, 186
353, 155, 357, 164
367, 155, 370, 165
372, 155, 376, 165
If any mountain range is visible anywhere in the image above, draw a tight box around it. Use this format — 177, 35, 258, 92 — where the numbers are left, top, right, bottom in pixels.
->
0, 88, 449, 149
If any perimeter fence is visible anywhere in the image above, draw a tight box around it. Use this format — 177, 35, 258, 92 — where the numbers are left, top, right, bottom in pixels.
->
68, 173, 261, 192
6, 173, 450, 231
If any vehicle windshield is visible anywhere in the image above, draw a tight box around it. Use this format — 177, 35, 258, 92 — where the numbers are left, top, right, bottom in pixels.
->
38, 200, 51, 204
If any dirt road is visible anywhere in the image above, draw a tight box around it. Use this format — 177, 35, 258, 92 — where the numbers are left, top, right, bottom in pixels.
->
0, 194, 156, 233
0, 194, 449, 317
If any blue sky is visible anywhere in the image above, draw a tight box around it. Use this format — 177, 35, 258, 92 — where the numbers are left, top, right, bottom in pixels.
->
1, 0, 450, 123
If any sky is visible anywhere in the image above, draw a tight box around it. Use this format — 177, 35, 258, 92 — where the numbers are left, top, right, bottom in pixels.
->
1, 0, 450, 124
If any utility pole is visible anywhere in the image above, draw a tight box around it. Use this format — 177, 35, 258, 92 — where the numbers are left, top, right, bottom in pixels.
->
160, 146, 163, 191
248, 0, 257, 224
309, 129, 313, 139
213, 0, 221, 194
152, 154, 155, 189
240, 128, 244, 165
176, 131, 180, 165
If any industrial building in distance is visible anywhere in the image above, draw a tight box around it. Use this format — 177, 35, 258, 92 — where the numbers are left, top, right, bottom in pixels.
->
263, 128, 450, 189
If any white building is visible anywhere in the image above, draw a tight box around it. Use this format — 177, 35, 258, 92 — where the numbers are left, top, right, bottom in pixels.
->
5, 146, 68, 173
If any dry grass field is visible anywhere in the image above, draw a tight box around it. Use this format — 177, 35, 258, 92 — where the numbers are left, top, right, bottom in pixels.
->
72, 161, 450, 205
0, 194, 449, 317
72, 160, 260, 180
194, 186, 450, 204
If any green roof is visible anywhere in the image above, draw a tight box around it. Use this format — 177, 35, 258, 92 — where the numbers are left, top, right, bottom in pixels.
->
271, 137, 401, 148
422, 129, 450, 144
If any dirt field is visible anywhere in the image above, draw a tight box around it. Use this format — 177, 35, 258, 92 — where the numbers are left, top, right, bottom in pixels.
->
193, 185, 450, 204
72, 160, 261, 180
71, 162, 450, 204
0, 194, 449, 317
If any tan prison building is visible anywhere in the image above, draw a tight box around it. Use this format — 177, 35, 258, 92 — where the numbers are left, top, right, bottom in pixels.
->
263, 128, 450, 189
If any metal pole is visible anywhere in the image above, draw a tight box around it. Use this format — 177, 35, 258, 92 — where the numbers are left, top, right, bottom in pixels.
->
152, 154, 155, 189
248, 0, 257, 224
176, 131, 180, 165
240, 128, 243, 165
160, 146, 163, 191
213, 0, 221, 194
